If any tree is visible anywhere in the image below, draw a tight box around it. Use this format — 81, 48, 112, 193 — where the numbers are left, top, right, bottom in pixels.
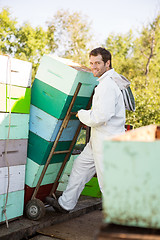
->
47, 9, 93, 65
105, 30, 134, 75
133, 15, 160, 78
14, 23, 57, 78
104, 15, 160, 128
0, 8, 17, 54
0, 8, 57, 81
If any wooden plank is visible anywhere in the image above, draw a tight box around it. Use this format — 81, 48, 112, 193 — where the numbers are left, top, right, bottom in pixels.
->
111, 125, 158, 142
97, 233, 160, 240
0, 190, 24, 223
0, 113, 29, 139
0, 165, 25, 194
27, 131, 72, 165
25, 158, 62, 188
0, 139, 28, 167
0, 55, 32, 87
35, 54, 97, 97
31, 79, 90, 119
29, 105, 80, 141
103, 140, 160, 229
97, 224, 160, 240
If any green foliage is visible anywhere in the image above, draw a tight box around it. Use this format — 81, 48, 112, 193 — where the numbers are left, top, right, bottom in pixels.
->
47, 9, 93, 66
0, 8, 93, 80
104, 16, 160, 128
126, 75, 160, 128
0, 7, 159, 129
105, 31, 134, 74
0, 8, 17, 54
0, 8, 57, 82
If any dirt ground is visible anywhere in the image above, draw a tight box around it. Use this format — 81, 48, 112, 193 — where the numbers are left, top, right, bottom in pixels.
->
30, 209, 103, 240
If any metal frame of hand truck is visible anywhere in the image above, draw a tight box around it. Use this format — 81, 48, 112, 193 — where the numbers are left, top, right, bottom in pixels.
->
25, 82, 94, 220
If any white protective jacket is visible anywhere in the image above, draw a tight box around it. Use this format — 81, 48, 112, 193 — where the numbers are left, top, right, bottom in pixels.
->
78, 68, 125, 137
78, 68, 126, 189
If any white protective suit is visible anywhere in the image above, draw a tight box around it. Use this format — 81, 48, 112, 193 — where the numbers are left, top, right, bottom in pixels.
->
58, 68, 126, 211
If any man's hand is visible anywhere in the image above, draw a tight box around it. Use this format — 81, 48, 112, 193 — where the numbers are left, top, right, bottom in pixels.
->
76, 113, 78, 118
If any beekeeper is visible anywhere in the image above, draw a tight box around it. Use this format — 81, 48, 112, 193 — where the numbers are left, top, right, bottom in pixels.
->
46, 47, 126, 213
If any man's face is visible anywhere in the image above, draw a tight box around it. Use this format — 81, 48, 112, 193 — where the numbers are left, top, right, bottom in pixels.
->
89, 54, 109, 78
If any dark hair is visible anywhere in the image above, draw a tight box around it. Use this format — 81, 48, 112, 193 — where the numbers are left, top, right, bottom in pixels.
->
89, 47, 112, 68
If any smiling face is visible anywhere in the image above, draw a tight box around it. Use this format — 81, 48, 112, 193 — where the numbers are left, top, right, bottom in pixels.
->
89, 54, 110, 78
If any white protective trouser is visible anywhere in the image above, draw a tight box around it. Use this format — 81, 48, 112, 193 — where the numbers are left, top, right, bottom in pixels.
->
58, 69, 126, 211
58, 140, 102, 211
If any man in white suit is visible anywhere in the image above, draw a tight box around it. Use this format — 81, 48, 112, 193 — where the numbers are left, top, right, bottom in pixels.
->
46, 47, 126, 213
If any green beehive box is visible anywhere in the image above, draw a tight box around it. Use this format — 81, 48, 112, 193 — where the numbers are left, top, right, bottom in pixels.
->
103, 125, 160, 229
81, 177, 101, 198
27, 131, 72, 165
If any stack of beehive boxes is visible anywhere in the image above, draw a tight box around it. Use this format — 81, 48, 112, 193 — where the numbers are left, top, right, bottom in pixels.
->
0, 55, 32, 223
25, 55, 97, 203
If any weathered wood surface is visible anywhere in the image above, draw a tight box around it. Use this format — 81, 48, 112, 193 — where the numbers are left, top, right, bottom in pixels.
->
0, 139, 28, 167
110, 125, 159, 142
97, 224, 160, 240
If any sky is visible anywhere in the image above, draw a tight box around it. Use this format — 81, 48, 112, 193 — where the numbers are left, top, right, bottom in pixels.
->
0, 0, 160, 43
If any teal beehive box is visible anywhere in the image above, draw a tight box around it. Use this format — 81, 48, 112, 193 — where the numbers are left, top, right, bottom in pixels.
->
31, 55, 97, 119
103, 125, 160, 229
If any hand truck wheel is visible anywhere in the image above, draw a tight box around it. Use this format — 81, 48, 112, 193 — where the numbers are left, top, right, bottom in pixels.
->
25, 198, 46, 220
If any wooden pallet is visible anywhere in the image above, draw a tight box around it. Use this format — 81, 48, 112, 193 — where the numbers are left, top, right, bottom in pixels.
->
96, 224, 160, 240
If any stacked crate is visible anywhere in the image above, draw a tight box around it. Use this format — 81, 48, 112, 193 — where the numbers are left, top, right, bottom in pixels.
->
0, 55, 32, 223
25, 55, 98, 204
